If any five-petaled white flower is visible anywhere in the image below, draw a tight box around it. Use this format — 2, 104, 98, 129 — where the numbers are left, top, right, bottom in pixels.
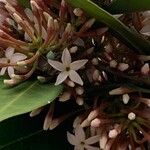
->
48, 48, 88, 85
0, 47, 27, 78
67, 126, 100, 150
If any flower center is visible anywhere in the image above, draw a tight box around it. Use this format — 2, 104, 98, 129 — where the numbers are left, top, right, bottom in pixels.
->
7, 59, 10, 63
66, 66, 70, 71
80, 141, 85, 146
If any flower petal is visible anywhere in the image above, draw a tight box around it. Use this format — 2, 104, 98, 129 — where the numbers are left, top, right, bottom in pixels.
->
67, 131, 79, 146
75, 126, 86, 142
61, 48, 71, 67
0, 67, 7, 75
5, 47, 14, 59
55, 71, 68, 85
11, 53, 27, 63
7, 66, 14, 78
48, 59, 64, 71
74, 145, 84, 150
69, 70, 83, 85
85, 135, 100, 145
70, 60, 88, 71
84, 145, 100, 150
0, 58, 8, 63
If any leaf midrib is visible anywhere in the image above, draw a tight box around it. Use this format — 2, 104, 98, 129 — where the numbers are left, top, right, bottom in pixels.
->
0, 81, 38, 113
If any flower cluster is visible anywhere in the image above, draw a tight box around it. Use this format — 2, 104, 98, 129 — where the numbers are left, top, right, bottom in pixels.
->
0, 0, 149, 150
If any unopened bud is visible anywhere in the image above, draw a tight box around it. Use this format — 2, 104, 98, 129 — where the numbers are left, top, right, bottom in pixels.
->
5, 3, 15, 13
122, 94, 130, 104
108, 129, 118, 138
87, 109, 99, 121
73, 8, 83, 17
30, 107, 42, 117
49, 118, 61, 130
81, 119, 90, 127
4, 79, 17, 86
54, 19, 59, 30
109, 87, 134, 95
91, 118, 101, 128
75, 87, 84, 95
13, 13, 22, 23
69, 46, 78, 53
31, 0, 40, 11
118, 63, 129, 71
110, 60, 117, 68
47, 17, 54, 29
67, 80, 75, 87
92, 58, 98, 65
61, 0, 65, 7
128, 112, 136, 120
59, 91, 71, 102
76, 97, 84, 105
43, 12, 52, 21
37, 76, 46, 83
87, 47, 94, 54
85, 18, 95, 28
141, 63, 149, 75
93, 70, 100, 81
65, 23, 72, 33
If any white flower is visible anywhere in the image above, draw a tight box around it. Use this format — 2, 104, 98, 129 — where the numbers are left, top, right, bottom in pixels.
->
0, 47, 27, 78
67, 126, 100, 150
48, 48, 88, 85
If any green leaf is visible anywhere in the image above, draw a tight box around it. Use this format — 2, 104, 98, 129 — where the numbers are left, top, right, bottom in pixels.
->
0, 78, 63, 122
66, 0, 150, 55
0, 114, 71, 150
100, 0, 150, 14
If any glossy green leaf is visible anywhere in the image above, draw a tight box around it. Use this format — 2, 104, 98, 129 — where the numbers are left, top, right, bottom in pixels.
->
100, 0, 150, 14
66, 0, 150, 55
0, 78, 63, 122
0, 114, 71, 150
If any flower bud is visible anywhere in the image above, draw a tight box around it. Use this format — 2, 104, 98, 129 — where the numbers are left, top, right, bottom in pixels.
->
91, 118, 101, 128
108, 129, 118, 138
75, 86, 84, 95
128, 112, 136, 120
76, 97, 84, 105
110, 60, 117, 68
87, 109, 99, 121
118, 63, 129, 71
73, 8, 83, 17
69, 46, 78, 53
141, 63, 149, 75
122, 94, 130, 104
59, 91, 71, 102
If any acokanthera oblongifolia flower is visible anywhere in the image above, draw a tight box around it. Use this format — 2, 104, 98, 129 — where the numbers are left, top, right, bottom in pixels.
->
0, 47, 27, 78
48, 48, 88, 86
